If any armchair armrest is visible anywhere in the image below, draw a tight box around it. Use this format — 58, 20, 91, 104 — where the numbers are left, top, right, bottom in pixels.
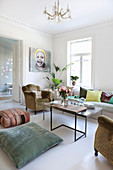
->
41, 90, 52, 102
98, 115, 113, 131
24, 91, 36, 110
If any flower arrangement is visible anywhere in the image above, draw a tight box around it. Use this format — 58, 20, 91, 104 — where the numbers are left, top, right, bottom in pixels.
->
59, 86, 71, 99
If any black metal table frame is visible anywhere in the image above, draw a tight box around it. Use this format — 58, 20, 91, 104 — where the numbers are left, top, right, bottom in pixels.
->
50, 106, 87, 142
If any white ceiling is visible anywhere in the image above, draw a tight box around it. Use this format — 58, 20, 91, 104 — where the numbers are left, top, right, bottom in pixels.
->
0, 0, 113, 35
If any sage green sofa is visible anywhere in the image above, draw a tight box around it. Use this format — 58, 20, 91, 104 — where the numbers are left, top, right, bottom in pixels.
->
22, 84, 51, 114
71, 88, 113, 115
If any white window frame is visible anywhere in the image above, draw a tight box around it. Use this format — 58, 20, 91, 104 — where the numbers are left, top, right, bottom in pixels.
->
67, 37, 92, 88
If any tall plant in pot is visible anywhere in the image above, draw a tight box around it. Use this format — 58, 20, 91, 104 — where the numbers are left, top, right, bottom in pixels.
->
46, 63, 72, 90
71, 76, 79, 86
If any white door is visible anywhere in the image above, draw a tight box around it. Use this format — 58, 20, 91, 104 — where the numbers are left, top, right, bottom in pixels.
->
12, 40, 24, 102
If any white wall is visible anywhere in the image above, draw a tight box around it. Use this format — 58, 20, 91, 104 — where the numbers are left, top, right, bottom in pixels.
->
53, 21, 113, 90
0, 18, 113, 92
0, 19, 53, 90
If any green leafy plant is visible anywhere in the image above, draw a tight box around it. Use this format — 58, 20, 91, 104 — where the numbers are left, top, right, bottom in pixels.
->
70, 76, 79, 82
46, 63, 72, 90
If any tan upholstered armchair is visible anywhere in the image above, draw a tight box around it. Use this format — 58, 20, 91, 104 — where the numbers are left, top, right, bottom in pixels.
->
22, 84, 51, 114
94, 115, 113, 165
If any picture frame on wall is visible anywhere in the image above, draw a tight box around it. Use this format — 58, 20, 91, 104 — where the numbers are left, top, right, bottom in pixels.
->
29, 47, 51, 72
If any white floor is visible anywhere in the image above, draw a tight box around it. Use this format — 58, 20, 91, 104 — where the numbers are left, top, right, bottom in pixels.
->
0, 100, 113, 170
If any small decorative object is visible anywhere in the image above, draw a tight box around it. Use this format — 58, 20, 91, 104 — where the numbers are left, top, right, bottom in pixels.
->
59, 86, 71, 106
70, 76, 79, 86
29, 47, 51, 72
43, 0, 72, 23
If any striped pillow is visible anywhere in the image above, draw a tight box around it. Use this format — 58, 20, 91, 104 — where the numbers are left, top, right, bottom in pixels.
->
0, 108, 30, 128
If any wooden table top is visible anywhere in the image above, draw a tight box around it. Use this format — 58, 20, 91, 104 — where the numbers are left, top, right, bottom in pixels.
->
51, 104, 87, 114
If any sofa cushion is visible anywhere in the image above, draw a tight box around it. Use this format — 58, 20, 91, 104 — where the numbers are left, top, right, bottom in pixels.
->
79, 87, 87, 98
32, 90, 42, 98
101, 91, 113, 103
86, 90, 102, 102
0, 108, 30, 128
0, 122, 63, 168
108, 97, 113, 104
79, 87, 93, 98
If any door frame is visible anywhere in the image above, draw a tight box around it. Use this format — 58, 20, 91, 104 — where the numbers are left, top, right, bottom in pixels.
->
0, 34, 26, 103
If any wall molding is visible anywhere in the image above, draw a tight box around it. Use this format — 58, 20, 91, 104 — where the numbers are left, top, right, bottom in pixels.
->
0, 14, 53, 37
53, 19, 113, 38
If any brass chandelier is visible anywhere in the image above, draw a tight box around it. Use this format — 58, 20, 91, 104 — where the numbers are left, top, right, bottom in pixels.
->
43, 0, 72, 23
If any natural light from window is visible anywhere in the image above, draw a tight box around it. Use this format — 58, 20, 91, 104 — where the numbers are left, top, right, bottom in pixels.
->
68, 37, 92, 88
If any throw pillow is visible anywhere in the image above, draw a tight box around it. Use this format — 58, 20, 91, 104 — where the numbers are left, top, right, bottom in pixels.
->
0, 122, 63, 168
86, 90, 102, 102
101, 91, 113, 103
32, 90, 42, 98
79, 87, 93, 98
79, 87, 87, 98
108, 96, 113, 104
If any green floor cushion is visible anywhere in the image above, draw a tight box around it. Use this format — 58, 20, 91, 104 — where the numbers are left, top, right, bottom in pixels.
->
0, 122, 63, 168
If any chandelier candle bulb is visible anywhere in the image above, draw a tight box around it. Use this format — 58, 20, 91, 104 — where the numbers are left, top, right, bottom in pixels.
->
54, 2, 56, 10
67, 4, 69, 10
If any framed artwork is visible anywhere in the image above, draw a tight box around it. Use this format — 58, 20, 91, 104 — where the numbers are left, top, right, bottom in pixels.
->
29, 47, 51, 72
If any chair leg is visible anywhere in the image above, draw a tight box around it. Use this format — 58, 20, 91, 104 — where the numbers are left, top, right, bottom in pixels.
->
94, 148, 98, 156
35, 111, 37, 115
26, 107, 27, 111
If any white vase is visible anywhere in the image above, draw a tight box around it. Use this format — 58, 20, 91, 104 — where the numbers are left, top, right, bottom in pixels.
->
54, 89, 58, 100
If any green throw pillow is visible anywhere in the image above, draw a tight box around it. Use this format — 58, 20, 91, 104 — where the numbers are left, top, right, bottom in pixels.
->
86, 90, 102, 102
79, 87, 93, 98
79, 87, 87, 98
108, 96, 113, 104
0, 122, 63, 168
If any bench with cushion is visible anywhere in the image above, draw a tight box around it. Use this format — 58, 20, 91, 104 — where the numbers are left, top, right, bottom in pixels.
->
0, 108, 30, 128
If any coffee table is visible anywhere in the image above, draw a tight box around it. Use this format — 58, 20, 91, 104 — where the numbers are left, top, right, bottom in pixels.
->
43, 101, 102, 142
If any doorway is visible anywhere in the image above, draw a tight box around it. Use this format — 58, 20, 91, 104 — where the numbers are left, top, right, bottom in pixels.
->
0, 37, 23, 102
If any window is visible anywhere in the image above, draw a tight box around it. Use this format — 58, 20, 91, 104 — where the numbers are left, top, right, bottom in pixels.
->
68, 38, 92, 87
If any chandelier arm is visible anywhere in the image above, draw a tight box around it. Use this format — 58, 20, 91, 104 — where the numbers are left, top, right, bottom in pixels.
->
60, 9, 70, 17
48, 15, 56, 20
61, 15, 71, 19
45, 11, 56, 18
61, 12, 68, 17
48, 17, 56, 20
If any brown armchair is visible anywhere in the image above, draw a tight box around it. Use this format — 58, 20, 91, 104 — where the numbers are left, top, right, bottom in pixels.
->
22, 84, 51, 114
94, 115, 113, 165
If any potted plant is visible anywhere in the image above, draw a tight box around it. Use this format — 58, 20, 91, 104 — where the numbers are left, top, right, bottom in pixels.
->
46, 63, 72, 91
70, 76, 79, 86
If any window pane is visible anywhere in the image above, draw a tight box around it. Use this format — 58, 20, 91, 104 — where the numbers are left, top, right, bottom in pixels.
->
71, 39, 92, 55
71, 56, 80, 85
69, 38, 92, 88
82, 55, 91, 87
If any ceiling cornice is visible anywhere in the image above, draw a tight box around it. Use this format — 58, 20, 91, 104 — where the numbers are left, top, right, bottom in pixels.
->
53, 18, 113, 38
0, 14, 53, 37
